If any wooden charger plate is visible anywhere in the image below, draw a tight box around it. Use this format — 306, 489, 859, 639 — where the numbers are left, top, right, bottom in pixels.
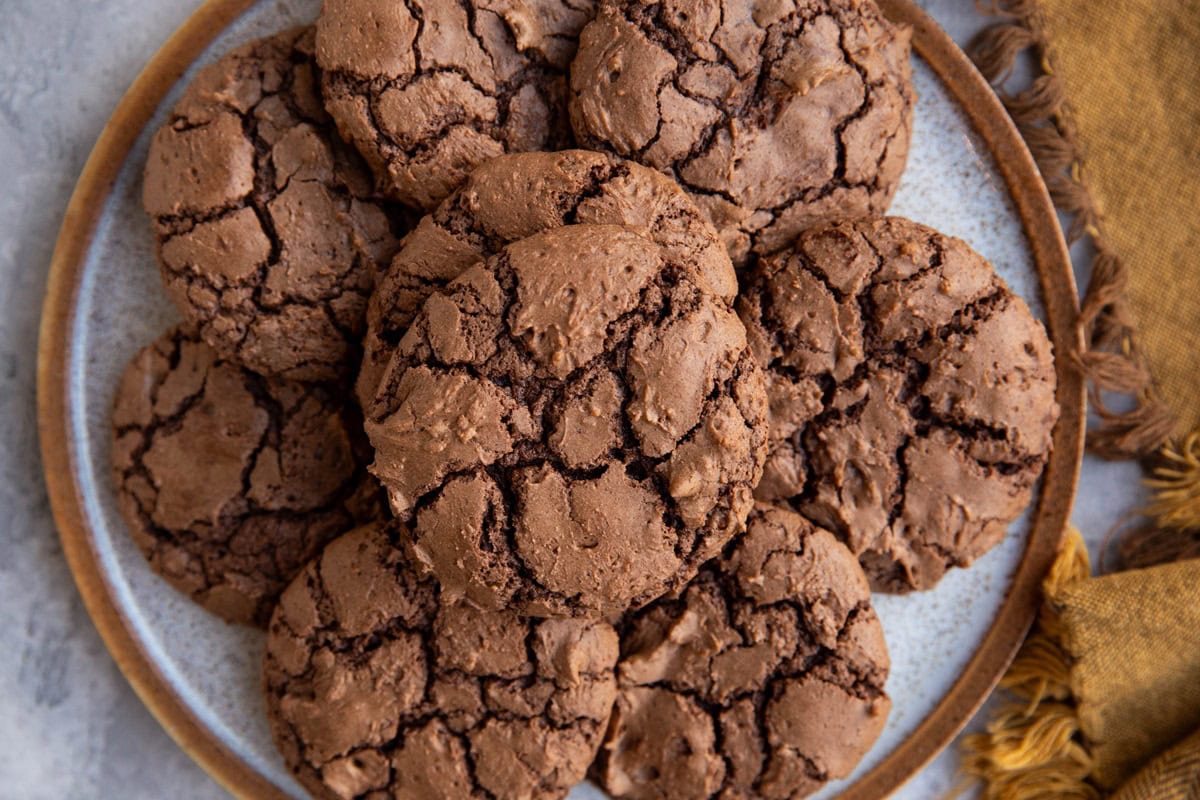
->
37, 1, 1084, 797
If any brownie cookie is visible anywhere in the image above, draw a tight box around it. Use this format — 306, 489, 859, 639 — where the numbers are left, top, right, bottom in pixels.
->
737, 217, 1059, 592
143, 28, 408, 382
596, 504, 890, 799
357, 149, 739, 403
264, 522, 618, 800
315, 0, 595, 211
111, 325, 382, 626
569, 0, 914, 267
364, 223, 769, 618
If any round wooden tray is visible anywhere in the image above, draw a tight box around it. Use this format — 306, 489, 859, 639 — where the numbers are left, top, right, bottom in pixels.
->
37, 1, 1085, 797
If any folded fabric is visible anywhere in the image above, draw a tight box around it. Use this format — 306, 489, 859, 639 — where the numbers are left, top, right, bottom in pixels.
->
1034, 0, 1200, 442
1059, 558, 1200, 788
1112, 725, 1200, 800
963, 530, 1200, 797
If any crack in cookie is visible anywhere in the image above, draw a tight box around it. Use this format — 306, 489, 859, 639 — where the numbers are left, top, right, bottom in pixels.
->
363, 224, 768, 617
736, 217, 1060, 592
142, 28, 411, 382
595, 503, 890, 800
569, 0, 914, 267
357, 149, 739, 411
315, 0, 597, 210
264, 522, 619, 800
110, 324, 384, 626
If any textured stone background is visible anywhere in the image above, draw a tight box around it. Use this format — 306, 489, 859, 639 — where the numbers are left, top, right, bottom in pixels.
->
0, 1, 1144, 797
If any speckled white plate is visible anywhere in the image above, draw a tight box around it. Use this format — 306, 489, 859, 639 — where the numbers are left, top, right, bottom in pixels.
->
38, 1, 1084, 798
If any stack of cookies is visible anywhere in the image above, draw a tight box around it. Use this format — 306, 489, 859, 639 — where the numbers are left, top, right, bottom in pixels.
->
112, 2, 1060, 798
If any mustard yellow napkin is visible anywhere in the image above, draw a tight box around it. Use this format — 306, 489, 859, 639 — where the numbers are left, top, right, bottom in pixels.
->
1035, 0, 1200, 441
1058, 559, 1200, 788
963, 531, 1200, 797
963, 2, 1200, 795
1112, 726, 1200, 800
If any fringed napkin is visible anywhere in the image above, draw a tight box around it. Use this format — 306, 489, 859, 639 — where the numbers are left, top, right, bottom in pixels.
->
958, 2, 1200, 795
963, 527, 1200, 798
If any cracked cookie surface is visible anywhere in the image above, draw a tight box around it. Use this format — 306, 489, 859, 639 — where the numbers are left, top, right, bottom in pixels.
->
264, 522, 618, 800
315, 0, 596, 211
142, 28, 409, 382
364, 223, 769, 618
569, 0, 913, 268
111, 324, 383, 627
596, 503, 890, 799
357, 148, 739, 404
737, 217, 1059, 592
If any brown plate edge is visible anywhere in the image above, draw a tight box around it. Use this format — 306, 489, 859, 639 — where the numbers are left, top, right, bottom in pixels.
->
839, 3, 1087, 798
36, 1, 289, 798
34, 1, 1086, 799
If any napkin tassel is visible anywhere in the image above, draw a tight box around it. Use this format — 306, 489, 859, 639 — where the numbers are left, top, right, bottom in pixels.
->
1120, 433, 1200, 568
960, 527, 1099, 799
971, 1, 1176, 461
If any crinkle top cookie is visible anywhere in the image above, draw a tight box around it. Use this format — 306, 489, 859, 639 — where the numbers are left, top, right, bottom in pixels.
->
143, 28, 407, 382
316, 0, 596, 210
364, 223, 768, 618
357, 149, 738, 403
110, 324, 383, 626
596, 503, 891, 799
569, 0, 914, 267
264, 522, 619, 800
737, 217, 1059, 592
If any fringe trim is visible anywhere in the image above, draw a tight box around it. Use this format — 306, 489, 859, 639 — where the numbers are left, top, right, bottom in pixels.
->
960, 527, 1098, 799
1144, 432, 1200, 530
1120, 432, 1200, 568
1120, 526, 1200, 571
970, 2, 1176, 460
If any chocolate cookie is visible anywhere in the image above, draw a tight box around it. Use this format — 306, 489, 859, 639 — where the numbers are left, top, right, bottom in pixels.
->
264, 522, 618, 800
737, 217, 1059, 592
357, 149, 739, 403
569, 0, 914, 267
111, 325, 382, 626
142, 28, 408, 382
596, 504, 890, 799
315, 0, 595, 210
364, 223, 769, 618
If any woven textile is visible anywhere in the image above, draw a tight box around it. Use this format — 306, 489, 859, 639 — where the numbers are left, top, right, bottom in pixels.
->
1039, 0, 1200, 437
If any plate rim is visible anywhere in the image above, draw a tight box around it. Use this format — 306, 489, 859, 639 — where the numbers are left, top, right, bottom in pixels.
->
36, 1, 1085, 798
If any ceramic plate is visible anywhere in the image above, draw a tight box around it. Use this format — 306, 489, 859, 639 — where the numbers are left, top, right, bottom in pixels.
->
38, 1, 1084, 797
